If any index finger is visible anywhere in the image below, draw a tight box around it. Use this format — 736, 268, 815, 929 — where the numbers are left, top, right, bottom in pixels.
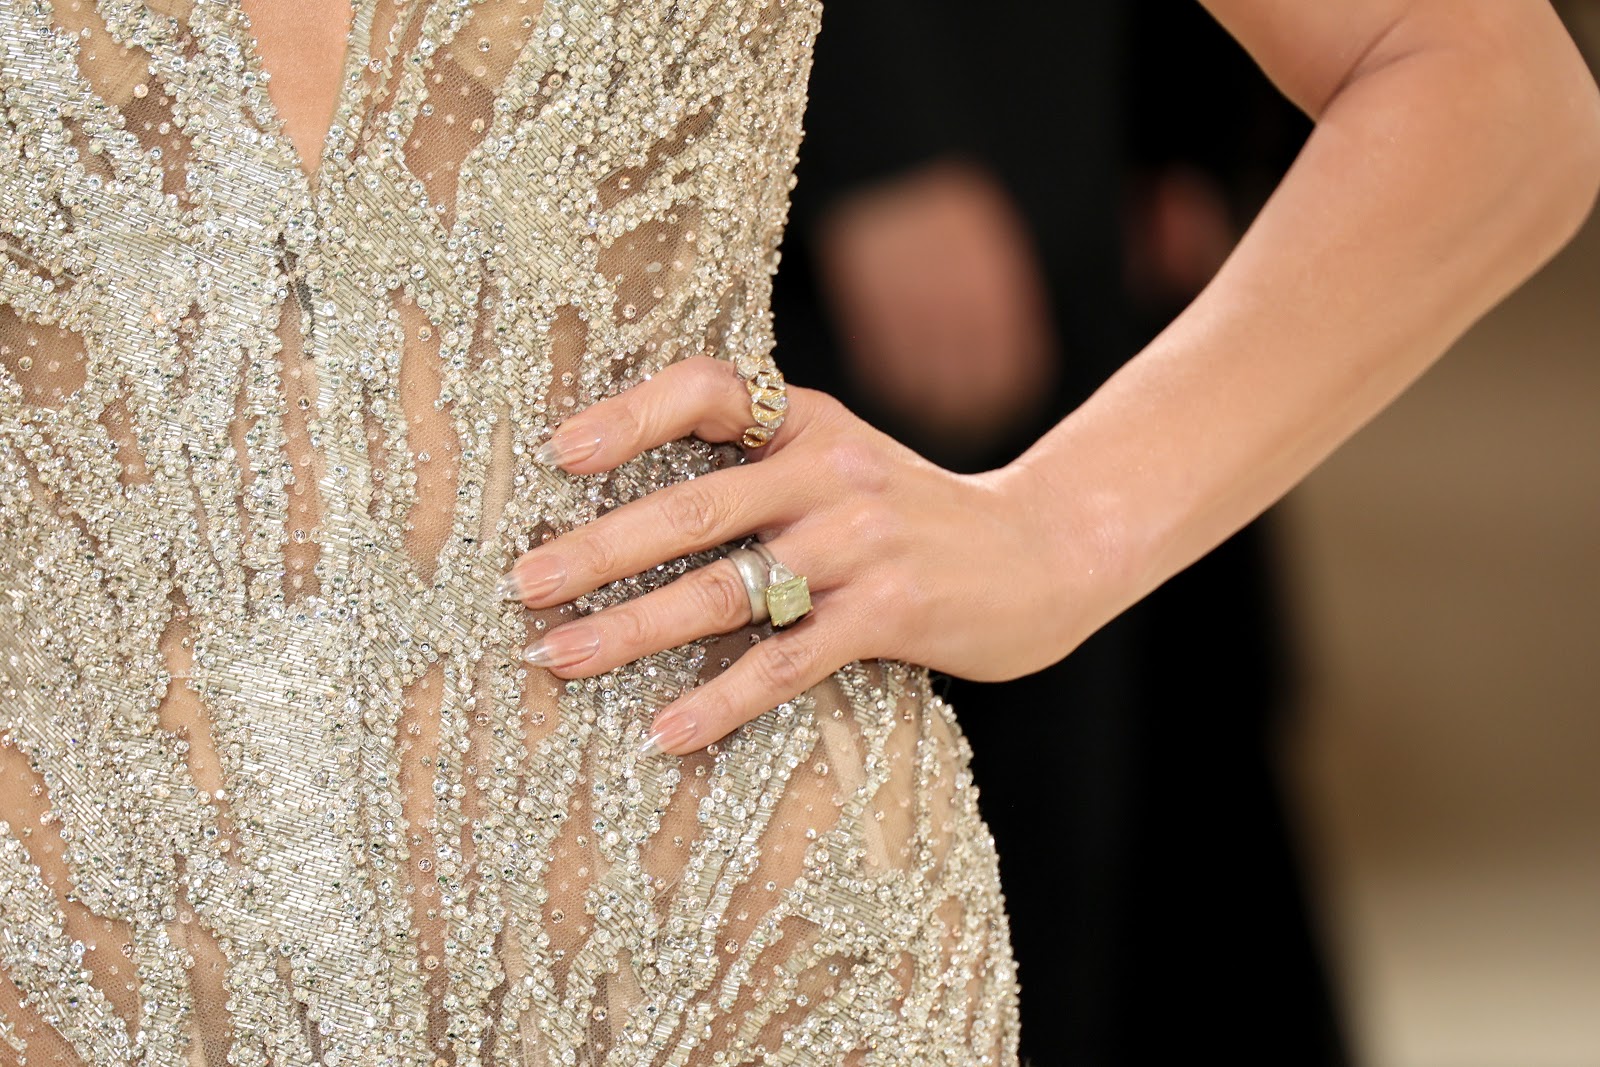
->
534, 355, 798, 476
499, 457, 810, 606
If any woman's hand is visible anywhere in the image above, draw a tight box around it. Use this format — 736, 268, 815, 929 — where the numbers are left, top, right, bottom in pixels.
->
499, 355, 1095, 756
498, 0, 1600, 764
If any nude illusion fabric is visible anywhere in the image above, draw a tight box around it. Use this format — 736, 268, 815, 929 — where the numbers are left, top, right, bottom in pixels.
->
0, 1, 1021, 1063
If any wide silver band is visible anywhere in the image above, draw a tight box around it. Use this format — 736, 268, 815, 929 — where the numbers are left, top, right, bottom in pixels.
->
725, 546, 773, 625
747, 542, 781, 576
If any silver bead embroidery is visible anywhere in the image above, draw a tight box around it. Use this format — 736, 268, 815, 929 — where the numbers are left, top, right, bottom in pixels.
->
0, 1, 1021, 1064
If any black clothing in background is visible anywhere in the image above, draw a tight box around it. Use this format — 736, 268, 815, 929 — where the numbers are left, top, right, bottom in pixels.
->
772, 3, 1345, 1064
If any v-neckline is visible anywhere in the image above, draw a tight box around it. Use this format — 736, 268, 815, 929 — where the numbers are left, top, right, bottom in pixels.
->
235, 0, 372, 195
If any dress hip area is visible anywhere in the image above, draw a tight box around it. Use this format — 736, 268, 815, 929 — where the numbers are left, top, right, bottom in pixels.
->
0, 1, 1020, 1063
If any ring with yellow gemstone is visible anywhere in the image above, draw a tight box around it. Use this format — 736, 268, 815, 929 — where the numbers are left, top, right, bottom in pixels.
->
726, 543, 812, 628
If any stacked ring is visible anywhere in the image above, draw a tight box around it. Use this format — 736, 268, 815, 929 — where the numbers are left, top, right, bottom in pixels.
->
725, 543, 812, 628
726, 548, 773, 625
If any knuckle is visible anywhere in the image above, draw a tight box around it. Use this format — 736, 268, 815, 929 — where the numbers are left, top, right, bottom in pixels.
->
755, 636, 813, 692
843, 498, 902, 549
697, 564, 752, 627
687, 354, 739, 393
897, 572, 934, 619
575, 534, 619, 580
819, 437, 890, 494
608, 397, 647, 448
864, 564, 918, 619
659, 483, 724, 544
855, 568, 895, 610
792, 385, 841, 425
606, 604, 654, 649
692, 685, 740, 733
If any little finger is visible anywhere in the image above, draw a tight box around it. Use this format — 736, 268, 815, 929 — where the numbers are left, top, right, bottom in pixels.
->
638, 607, 849, 757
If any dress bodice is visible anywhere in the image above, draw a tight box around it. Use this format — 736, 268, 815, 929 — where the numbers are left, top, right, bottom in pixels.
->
0, 2, 1019, 1063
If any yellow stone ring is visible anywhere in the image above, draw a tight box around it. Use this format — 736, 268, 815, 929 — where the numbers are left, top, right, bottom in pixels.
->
738, 364, 789, 449
726, 543, 812, 628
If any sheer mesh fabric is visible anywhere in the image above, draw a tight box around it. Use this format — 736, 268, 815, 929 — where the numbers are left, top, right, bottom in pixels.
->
0, 1, 1020, 1064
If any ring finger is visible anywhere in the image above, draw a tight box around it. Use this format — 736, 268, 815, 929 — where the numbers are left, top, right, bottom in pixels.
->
522, 537, 820, 678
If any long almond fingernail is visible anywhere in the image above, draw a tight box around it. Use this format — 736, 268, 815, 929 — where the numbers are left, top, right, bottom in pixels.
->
523, 626, 600, 670
499, 555, 565, 603
534, 427, 603, 469
637, 710, 698, 758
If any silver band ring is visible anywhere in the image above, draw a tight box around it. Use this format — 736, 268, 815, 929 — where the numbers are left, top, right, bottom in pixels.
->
726, 547, 773, 625
725, 543, 813, 628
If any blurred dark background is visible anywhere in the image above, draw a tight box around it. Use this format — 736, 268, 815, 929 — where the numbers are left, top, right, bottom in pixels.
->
773, 2, 1600, 1064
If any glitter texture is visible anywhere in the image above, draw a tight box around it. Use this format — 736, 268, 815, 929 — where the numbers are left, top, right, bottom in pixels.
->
0, 0, 1021, 1063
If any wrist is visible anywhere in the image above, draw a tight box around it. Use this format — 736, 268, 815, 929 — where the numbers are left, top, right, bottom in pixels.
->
980, 452, 1147, 661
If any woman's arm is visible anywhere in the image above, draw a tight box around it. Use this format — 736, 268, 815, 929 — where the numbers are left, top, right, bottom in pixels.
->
502, 0, 1600, 754
1016, 0, 1600, 656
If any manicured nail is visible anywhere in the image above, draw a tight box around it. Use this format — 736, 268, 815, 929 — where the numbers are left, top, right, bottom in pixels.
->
534, 427, 603, 469
523, 625, 600, 670
498, 555, 565, 602
637, 709, 698, 758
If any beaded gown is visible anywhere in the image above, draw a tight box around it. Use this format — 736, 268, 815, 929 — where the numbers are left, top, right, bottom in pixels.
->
0, 0, 1021, 1063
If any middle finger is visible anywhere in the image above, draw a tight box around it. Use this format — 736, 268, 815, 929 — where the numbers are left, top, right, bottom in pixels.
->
499, 456, 809, 607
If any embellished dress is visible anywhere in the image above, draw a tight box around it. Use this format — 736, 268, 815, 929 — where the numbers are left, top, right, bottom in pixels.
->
0, 1, 1021, 1064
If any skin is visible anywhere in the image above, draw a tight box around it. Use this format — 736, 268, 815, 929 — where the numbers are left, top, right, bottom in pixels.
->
239, 0, 353, 178
503, 0, 1600, 757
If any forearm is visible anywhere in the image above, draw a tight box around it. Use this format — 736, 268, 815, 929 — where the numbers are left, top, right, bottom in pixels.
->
1010, 1, 1600, 652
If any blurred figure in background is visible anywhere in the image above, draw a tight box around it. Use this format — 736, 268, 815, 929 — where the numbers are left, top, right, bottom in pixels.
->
772, 2, 1339, 1062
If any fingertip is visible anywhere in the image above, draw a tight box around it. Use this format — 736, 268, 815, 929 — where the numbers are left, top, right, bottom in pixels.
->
500, 551, 567, 605
534, 425, 604, 471
523, 625, 601, 674
638, 705, 701, 758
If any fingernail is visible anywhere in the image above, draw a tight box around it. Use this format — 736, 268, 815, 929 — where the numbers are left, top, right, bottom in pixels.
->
499, 555, 565, 603
523, 625, 600, 670
637, 709, 698, 758
534, 427, 603, 469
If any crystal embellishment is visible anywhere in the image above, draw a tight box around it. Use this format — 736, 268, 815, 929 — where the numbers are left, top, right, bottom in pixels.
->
0, 0, 1022, 1061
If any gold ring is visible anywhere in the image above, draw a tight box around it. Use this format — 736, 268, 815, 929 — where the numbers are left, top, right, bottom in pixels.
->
739, 362, 788, 449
